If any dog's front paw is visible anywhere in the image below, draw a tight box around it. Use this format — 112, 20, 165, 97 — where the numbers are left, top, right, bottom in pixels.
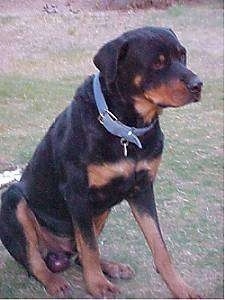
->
171, 279, 201, 299
45, 274, 71, 298
86, 274, 120, 298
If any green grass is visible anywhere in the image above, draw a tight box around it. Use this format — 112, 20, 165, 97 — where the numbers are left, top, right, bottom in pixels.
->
0, 75, 84, 165
167, 5, 184, 17
0, 1, 223, 298
0, 15, 18, 26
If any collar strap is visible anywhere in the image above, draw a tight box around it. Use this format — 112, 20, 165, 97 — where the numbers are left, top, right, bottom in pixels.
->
93, 73, 157, 149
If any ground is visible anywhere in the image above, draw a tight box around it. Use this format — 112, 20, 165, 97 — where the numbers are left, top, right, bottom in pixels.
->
0, 0, 223, 298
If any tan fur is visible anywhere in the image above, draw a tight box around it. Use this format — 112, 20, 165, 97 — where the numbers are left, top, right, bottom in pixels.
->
16, 199, 53, 284
75, 229, 118, 297
129, 204, 195, 298
75, 229, 101, 272
136, 156, 162, 180
88, 156, 162, 188
93, 211, 110, 236
38, 226, 73, 255
133, 96, 162, 124
88, 160, 135, 187
144, 79, 189, 107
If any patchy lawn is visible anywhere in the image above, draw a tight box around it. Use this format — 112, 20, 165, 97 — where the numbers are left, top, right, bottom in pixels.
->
0, 0, 223, 298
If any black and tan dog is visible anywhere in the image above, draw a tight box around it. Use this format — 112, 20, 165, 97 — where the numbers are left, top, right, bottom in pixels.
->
0, 27, 202, 298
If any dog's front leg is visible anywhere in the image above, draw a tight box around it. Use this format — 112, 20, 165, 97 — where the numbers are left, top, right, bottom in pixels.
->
75, 226, 119, 298
63, 164, 119, 298
128, 180, 200, 299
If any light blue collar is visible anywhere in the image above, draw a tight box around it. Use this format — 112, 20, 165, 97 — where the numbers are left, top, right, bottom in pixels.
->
93, 73, 157, 152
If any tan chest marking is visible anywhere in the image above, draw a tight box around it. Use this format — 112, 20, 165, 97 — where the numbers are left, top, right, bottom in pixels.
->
134, 96, 162, 124
87, 156, 161, 188
136, 156, 162, 181
87, 160, 135, 188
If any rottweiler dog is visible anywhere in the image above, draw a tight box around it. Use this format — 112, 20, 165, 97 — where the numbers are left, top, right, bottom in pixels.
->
0, 27, 202, 298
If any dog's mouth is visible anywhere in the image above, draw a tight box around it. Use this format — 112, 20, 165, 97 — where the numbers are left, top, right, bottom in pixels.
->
156, 103, 172, 108
143, 92, 186, 109
153, 92, 201, 108
143, 94, 179, 109
143, 82, 202, 109
191, 90, 201, 102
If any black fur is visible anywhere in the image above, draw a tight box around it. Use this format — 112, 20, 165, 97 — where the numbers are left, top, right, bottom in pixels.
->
0, 185, 29, 270
0, 26, 202, 290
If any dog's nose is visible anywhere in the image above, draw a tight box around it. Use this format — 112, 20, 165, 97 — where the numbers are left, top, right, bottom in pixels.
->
187, 77, 203, 94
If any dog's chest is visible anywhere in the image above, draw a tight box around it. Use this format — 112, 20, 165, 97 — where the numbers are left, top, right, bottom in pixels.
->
87, 156, 161, 210
87, 157, 161, 189
86, 122, 164, 211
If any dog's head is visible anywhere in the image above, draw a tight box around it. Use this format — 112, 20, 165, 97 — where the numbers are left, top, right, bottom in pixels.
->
93, 27, 202, 109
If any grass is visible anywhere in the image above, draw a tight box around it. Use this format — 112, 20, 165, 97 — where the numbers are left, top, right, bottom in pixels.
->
0, 15, 18, 26
0, 0, 223, 298
0, 75, 83, 165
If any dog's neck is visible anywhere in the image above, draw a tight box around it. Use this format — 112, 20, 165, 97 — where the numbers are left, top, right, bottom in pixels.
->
132, 95, 162, 125
99, 75, 161, 128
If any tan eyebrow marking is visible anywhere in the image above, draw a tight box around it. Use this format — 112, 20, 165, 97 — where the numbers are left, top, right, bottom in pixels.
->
159, 54, 165, 63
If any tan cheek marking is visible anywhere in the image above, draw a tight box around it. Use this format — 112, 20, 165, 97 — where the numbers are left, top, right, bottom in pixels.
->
136, 156, 162, 180
87, 160, 135, 187
144, 84, 172, 104
133, 96, 162, 124
144, 80, 189, 107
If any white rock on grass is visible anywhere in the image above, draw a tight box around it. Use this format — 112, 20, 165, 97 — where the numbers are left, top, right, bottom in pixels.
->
0, 168, 22, 189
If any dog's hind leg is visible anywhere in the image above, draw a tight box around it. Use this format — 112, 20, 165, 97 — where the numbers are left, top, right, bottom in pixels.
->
0, 185, 30, 270
0, 185, 71, 297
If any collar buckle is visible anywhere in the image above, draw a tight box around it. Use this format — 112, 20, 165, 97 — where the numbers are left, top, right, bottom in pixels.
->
98, 109, 118, 125
98, 113, 104, 125
105, 109, 118, 121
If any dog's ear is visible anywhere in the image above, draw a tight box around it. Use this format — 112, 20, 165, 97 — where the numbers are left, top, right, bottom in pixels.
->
93, 36, 128, 84
167, 28, 177, 38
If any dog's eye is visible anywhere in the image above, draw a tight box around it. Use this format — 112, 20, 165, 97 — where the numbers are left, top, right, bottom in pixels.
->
153, 54, 165, 70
